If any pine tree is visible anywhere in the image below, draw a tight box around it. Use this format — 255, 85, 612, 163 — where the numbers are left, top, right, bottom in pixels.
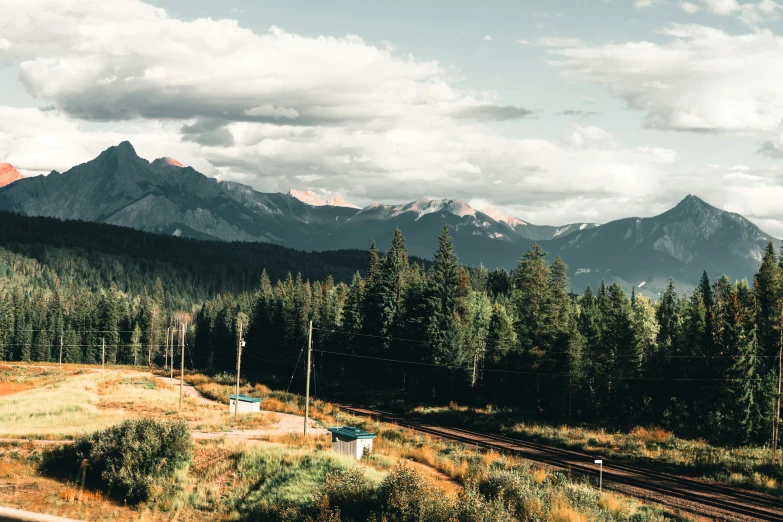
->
377, 229, 409, 350
726, 288, 766, 444
426, 226, 462, 366
511, 243, 552, 351
754, 241, 782, 359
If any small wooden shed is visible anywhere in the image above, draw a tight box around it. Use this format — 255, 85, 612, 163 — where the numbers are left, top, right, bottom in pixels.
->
228, 394, 262, 413
327, 426, 377, 459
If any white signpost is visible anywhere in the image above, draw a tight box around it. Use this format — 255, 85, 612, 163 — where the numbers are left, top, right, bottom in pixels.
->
594, 459, 603, 491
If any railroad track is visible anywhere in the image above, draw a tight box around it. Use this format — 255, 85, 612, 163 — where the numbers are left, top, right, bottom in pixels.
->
335, 404, 783, 522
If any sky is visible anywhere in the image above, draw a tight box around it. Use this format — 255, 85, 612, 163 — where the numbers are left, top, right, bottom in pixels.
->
2, 0, 783, 233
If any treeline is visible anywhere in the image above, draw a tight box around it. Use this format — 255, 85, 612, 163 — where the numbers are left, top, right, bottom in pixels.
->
192, 227, 783, 446
0, 210, 373, 301
0, 211, 376, 365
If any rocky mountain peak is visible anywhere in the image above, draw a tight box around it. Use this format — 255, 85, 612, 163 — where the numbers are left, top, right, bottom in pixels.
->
0, 163, 24, 188
289, 189, 327, 206
325, 196, 359, 208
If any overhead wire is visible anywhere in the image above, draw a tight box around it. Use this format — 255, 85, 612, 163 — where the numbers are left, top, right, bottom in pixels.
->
311, 348, 765, 382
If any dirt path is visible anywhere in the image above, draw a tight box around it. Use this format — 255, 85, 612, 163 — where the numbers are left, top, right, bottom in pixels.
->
155, 375, 214, 405
153, 375, 327, 437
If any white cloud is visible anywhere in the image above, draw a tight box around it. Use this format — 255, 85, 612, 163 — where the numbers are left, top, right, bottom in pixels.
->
547, 25, 783, 134
635, 0, 663, 8
484, 35, 493, 41
0, 107, 207, 176
3, 0, 530, 134
760, 132, 783, 157
0, 0, 757, 229
680, 1, 701, 12
244, 105, 299, 119
696, 0, 782, 27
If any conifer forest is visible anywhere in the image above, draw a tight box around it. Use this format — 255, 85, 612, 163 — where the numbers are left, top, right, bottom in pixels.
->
2, 213, 782, 448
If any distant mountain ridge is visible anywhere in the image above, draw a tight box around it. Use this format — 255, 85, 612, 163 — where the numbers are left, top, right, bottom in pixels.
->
545, 194, 774, 296
0, 142, 774, 295
0, 141, 596, 250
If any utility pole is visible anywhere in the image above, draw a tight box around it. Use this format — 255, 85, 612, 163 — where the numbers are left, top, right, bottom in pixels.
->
304, 320, 313, 435
102, 337, 105, 372
170, 327, 174, 388
775, 313, 782, 465
59, 335, 63, 370
179, 321, 185, 408
235, 318, 244, 422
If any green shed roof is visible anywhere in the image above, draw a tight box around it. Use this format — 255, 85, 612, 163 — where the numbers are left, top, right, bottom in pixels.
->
228, 394, 262, 403
327, 426, 377, 439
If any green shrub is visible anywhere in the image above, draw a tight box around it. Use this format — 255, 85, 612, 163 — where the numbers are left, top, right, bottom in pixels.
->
376, 462, 454, 522
43, 419, 192, 504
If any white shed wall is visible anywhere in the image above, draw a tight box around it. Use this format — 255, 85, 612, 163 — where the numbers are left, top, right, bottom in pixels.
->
229, 399, 261, 413
331, 434, 373, 459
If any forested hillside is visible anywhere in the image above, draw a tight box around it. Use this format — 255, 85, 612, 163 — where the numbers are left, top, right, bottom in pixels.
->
2, 210, 782, 446
0, 211, 372, 365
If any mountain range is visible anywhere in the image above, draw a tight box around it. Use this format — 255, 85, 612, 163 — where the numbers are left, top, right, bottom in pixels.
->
0, 142, 774, 296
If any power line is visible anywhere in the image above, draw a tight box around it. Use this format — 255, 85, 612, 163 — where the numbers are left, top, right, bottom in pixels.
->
311, 349, 765, 382
286, 337, 308, 394
311, 326, 428, 344
310, 326, 778, 359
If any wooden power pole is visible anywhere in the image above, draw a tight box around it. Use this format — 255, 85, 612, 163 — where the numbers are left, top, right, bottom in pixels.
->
59, 335, 63, 370
304, 320, 313, 435
170, 327, 174, 388
235, 318, 244, 422
101, 337, 105, 372
164, 326, 170, 370
775, 318, 782, 465
179, 321, 185, 408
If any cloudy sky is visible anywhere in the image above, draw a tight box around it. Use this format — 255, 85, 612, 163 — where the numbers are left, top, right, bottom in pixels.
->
2, 0, 783, 233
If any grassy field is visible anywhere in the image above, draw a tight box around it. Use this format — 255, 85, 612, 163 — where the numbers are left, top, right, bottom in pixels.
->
0, 366, 696, 521
0, 365, 277, 439
406, 403, 783, 496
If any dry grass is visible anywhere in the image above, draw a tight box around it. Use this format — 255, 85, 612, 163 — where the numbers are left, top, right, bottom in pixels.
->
532, 468, 548, 484
0, 367, 696, 522
411, 403, 783, 496
0, 368, 280, 439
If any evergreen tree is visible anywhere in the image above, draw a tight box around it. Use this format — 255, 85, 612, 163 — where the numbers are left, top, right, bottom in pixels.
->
422, 226, 463, 370
755, 241, 782, 359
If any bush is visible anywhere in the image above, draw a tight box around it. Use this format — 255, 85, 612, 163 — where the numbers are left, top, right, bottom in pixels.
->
43, 419, 192, 504
376, 462, 454, 521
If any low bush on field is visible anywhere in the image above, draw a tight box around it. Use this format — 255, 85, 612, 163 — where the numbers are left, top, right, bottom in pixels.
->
42, 419, 192, 504
250, 460, 685, 522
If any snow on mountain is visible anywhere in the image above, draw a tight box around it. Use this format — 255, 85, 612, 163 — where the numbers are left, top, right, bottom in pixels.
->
553, 225, 574, 238
289, 189, 327, 206
325, 196, 360, 209
390, 198, 478, 220
479, 206, 527, 227
0, 163, 24, 188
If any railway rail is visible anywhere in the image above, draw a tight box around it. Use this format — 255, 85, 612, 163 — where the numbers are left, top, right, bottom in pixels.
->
335, 404, 783, 522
